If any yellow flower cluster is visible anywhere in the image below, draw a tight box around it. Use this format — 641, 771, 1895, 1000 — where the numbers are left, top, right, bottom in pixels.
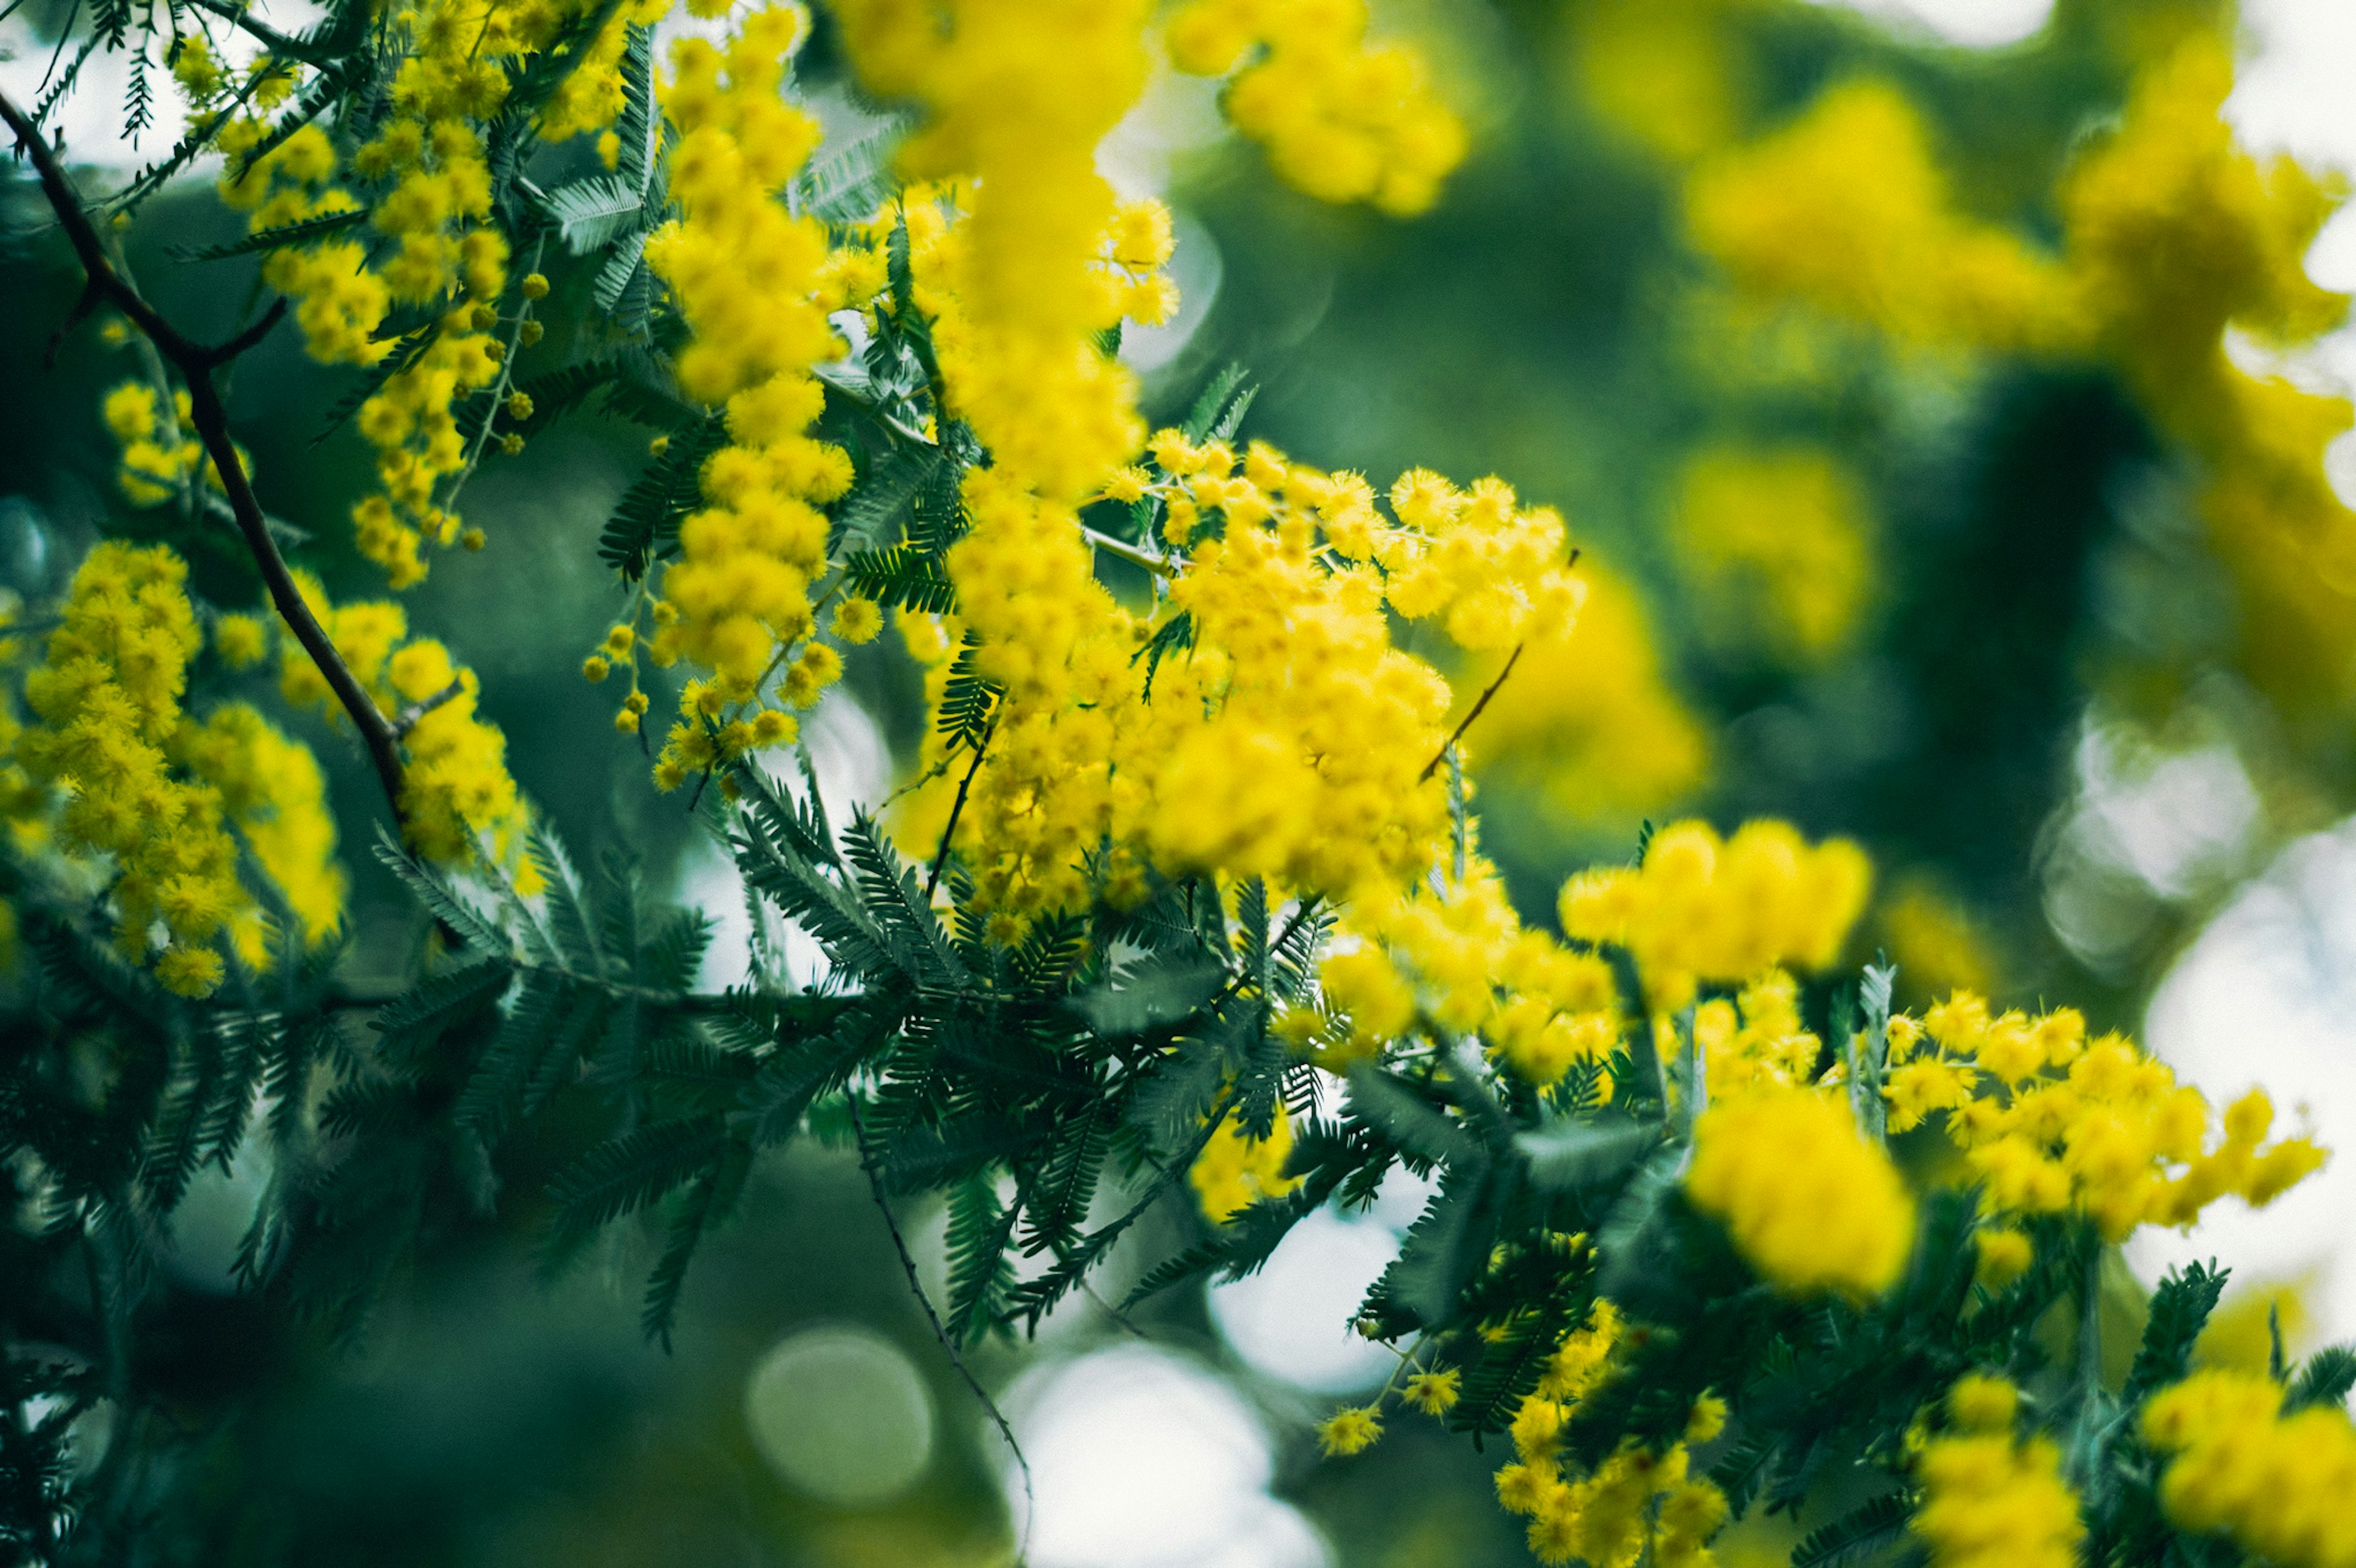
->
1315, 858, 1620, 1085
1671, 444, 1874, 663
1684, 1086, 1915, 1299
1497, 1351, 1730, 1568
1912, 1376, 2083, 1568
15, 544, 231, 993
2058, 39, 2356, 719
279, 574, 529, 872
1882, 991, 2323, 1240
9, 545, 342, 994
1190, 1104, 1301, 1223
1682, 36, 2356, 724
2142, 1369, 2356, 1568
175, 702, 346, 953
1166, 0, 1467, 216
1681, 968, 1821, 1100
1684, 80, 2074, 355
206, 0, 660, 582
1559, 819, 1871, 1012
634, 7, 858, 789
100, 381, 203, 509
899, 431, 1586, 940
833, 1, 1153, 501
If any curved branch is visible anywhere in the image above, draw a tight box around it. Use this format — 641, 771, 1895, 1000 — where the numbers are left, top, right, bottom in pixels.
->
0, 88, 409, 827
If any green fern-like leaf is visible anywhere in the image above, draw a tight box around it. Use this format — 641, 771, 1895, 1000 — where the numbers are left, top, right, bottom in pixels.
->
1790, 1493, 1911, 1568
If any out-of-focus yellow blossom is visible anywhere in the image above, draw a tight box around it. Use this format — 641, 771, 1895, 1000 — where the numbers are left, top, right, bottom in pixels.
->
212, 613, 268, 671
1884, 989, 2325, 1239
1683, 38, 2356, 729
1559, 818, 1870, 1012
1570, 0, 1746, 167
1671, 444, 1874, 663
276, 572, 529, 874
2195, 1282, 2310, 1375
1972, 1226, 2033, 1290
100, 380, 204, 508
175, 703, 345, 956
831, 3, 1153, 501
1912, 1414, 2083, 1568
1879, 875, 1999, 1004
1686, 969, 1820, 1099
1947, 1372, 2019, 1434
2141, 1368, 2356, 1568
1190, 1104, 1300, 1223
1317, 1405, 1382, 1456
1166, 0, 1467, 217
1466, 566, 1707, 824
1685, 1086, 1914, 1299
2057, 37, 2356, 719
1685, 80, 2076, 355
11, 545, 244, 994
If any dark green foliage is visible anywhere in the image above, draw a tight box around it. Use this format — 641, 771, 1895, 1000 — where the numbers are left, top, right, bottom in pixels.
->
2287, 1345, 2356, 1414
1789, 1492, 1911, 1568
598, 415, 726, 576
2125, 1262, 2229, 1404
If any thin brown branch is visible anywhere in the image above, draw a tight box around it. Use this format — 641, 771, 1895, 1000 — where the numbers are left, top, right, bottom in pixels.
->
391, 676, 466, 739
925, 711, 996, 905
845, 1095, 1034, 1562
1422, 642, 1523, 783
1, 88, 409, 828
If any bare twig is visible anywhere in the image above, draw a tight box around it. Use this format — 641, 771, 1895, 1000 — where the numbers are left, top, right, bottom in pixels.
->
846, 1096, 1034, 1564
1420, 642, 1523, 783
391, 676, 466, 738
1079, 525, 1173, 578
0, 88, 409, 826
925, 712, 996, 905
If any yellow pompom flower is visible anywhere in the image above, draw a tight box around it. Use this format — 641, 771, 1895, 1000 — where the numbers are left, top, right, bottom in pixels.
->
1317, 1406, 1383, 1457
1911, 1429, 2083, 1568
1685, 1088, 1914, 1299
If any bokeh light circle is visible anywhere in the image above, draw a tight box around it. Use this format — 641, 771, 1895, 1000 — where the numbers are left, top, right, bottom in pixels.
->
743, 1324, 934, 1507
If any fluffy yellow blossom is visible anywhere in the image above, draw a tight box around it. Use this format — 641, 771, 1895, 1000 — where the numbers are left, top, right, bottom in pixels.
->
1685, 1087, 1914, 1299
2141, 1367, 2356, 1567
1403, 1369, 1460, 1415
1559, 818, 1871, 1012
1912, 1426, 2083, 1568
1947, 1373, 2019, 1434
1688, 969, 1822, 1099
1685, 79, 2075, 354
212, 613, 268, 671
1885, 989, 2325, 1239
1166, 0, 1467, 216
99, 380, 203, 507
13, 545, 246, 993
176, 703, 346, 957
212, 0, 661, 580
1190, 1106, 1300, 1223
1317, 1405, 1382, 1456
1499, 1426, 1723, 1568
1671, 444, 1875, 662
276, 572, 528, 872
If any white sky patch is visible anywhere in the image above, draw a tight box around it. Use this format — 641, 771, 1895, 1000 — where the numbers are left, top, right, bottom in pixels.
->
1002, 1345, 1331, 1568
2131, 820, 2356, 1347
